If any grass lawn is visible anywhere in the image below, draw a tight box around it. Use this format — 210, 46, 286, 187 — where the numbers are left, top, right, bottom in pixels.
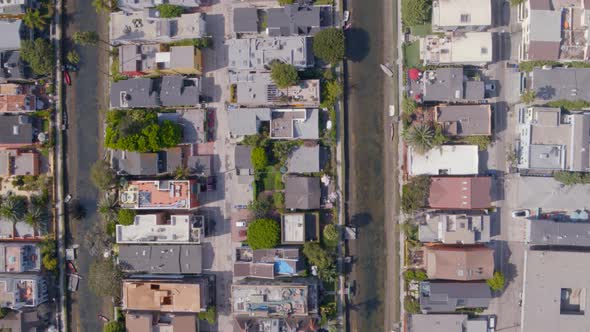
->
403, 41, 421, 68
410, 24, 432, 37
261, 166, 284, 191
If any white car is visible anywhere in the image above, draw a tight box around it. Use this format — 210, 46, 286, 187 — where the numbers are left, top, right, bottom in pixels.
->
343, 10, 350, 23
511, 209, 531, 218
488, 315, 496, 331
235, 221, 246, 227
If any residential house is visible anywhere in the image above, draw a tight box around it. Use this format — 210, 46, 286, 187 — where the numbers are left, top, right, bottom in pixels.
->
431, 0, 492, 32
228, 37, 314, 70
286, 145, 320, 174
408, 67, 485, 103
234, 247, 304, 279
407, 145, 479, 176
0, 149, 39, 176
266, 4, 321, 36
420, 32, 493, 66
119, 44, 202, 77
0, 0, 27, 15
158, 110, 207, 144
0, 309, 46, 332
117, 244, 202, 274
0, 20, 23, 52
0, 84, 37, 113
284, 176, 321, 210
233, 8, 259, 34
110, 11, 206, 45
409, 314, 489, 332
235, 145, 254, 181
518, 0, 590, 61
0, 243, 41, 273
231, 279, 319, 317
532, 67, 590, 101
525, 218, 590, 246
419, 213, 491, 244
228, 108, 319, 139
119, 180, 199, 210
281, 213, 319, 244
229, 71, 320, 107
110, 76, 200, 108
0, 274, 47, 309
517, 107, 590, 173
0, 115, 33, 149
233, 317, 319, 332
419, 281, 491, 313
126, 312, 198, 332
428, 176, 493, 209
116, 213, 204, 244
117, 0, 201, 12
0, 217, 37, 240
521, 250, 590, 332
122, 277, 209, 313
0, 51, 25, 82
424, 246, 494, 281
231, 209, 253, 242
434, 104, 492, 136
110, 147, 184, 176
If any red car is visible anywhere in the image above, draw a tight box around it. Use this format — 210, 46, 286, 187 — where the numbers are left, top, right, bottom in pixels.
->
63, 71, 71, 86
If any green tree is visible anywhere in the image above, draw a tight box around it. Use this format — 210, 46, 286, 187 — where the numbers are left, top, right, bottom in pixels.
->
67, 50, 80, 65
520, 89, 536, 104
247, 218, 280, 250
173, 166, 191, 180
198, 306, 217, 324
0, 307, 11, 319
248, 196, 273, 219
461, 135, 492, 151
402, 96, 417, 115
313, 28, 345, 64
156, 4, 184, 17
20, 39, 55, 76
92, 0, 117, 13
0, 196, 26, 223
270, 61, 298, 88
554, 171, 590, 185
103, 321, 125, 332
404, 124, 435, 154
73, 31, 99, 46
23, 8, 47, 30
117, 209, 136, 226
320, 80, 343, 108
98, 194, 118, 223
90, 160, 117, 190
320, 302, 337, 319
242, 134, 270, 149
251, 147, 269, 171
278, 0, 295, 5
39, 237, 57, 272
401, 176, 431, 213
401, 0, 431, 26
404, 269, 428, 281
487, 271, 506, 291
24, 204, 45, 230
322, 224, 339, 248
404, 296, 421, 314
272, 140, 303, 166
302, 242, 333, 269
89, 259, 123, 298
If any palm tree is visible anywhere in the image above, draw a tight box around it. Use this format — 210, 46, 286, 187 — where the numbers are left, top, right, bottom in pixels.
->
23, 9, 47, 31
23, 205, 44, 230
404, 123, 435, 154
174, 166, 192, 180
98, 194, 118, 222
0, 196, 26, 223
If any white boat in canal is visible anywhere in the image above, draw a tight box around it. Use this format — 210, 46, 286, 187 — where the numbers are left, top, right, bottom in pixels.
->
389, 104, 396, 117
380, 63, 395, 77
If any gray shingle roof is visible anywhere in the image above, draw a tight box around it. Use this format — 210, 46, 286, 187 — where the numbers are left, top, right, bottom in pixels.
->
533, 67, 590, 101
233, 7, 259, 33
228, 108, 271, 136
435, 104, 491, 136
0, 51, 24, 82
527, 219, 590, 246
0, 20, 22, 52
419, 281, 491, 313
112, 150, 159, 176
409, 68, 484, 103
118, 244, 202, 274
285, 176, 320, 210
0, 115, 32, 145
234, 145, 253, 170
160, 76, 200, 107
110, 78, 160, 108
287, 145, 320, 173
267, 4, 321, 36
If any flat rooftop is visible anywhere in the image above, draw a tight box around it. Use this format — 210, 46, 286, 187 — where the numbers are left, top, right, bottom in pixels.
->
432, 0, 491, 29
0, 243, 40, 273
116, 213, 203, 244
270, 109, 319, 139
231, 283, 312, 316
230, 72, 320, 107
408, 145, 479, 176
420, 32, 493, 65
227, 37, 314, 70
119, 180, 199, 210
282, 213, 305, 243
522, 250, 590, 332
123, 278, 207, 313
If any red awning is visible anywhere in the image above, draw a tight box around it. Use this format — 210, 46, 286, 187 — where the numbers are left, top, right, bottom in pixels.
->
408, 68, 421, 81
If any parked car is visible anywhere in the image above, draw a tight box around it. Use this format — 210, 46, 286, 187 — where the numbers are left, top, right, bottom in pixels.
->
511, 209, 530, 218
488, 315, 496, 332
235, 221, 246, 227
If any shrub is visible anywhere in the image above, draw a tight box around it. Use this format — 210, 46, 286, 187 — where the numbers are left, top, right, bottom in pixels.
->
105, 110, 182, 152
0, 307, 10, 319
278, 0, 294, 4
313, 28, 345, 64
198, 306, 217, 324
322, 224, 339, 248
118, 209, 136, 226
546, 99, 590, 111
461, 135, 492, 151
20, 39, 55, 76
518, 60, 558, 72
251, 147, 269, 170
402, 96, 417, 115
320, 80, 343, 108
73, 31, 99, 46
487, 271, 506, 291
404, 296, 421, 314
302, 242, 333, 269
520, 89, 536, 104
248, 196, 273, 219
247, 218, 280, 249
553, 171, 590, 185
401, 0, 431, 26
401, 176, 431, 213
103, 321, 125, 332
272, 192, 284, 208
156, 4, 183, 18
404, 269, 428, 281
270, 61, 299, 88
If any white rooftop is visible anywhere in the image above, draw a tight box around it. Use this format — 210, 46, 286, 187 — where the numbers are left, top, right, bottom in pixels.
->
420, 32, 493, 65
408, 145, 479, 176
282, 213, 305, 243
116, 213, 202, 244
432, 0, 492, 29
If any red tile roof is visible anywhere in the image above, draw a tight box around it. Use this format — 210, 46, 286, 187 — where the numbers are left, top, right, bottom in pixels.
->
428, 176, 492, 209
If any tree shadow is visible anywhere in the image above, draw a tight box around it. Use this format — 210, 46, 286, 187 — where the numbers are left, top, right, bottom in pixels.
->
345, 28, 371, 63
349, 212, 373, 229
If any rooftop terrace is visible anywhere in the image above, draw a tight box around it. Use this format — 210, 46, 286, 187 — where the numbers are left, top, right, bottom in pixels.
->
116, 213, 204, 244
119, 180, 199, 210
231, 283, 315, 317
